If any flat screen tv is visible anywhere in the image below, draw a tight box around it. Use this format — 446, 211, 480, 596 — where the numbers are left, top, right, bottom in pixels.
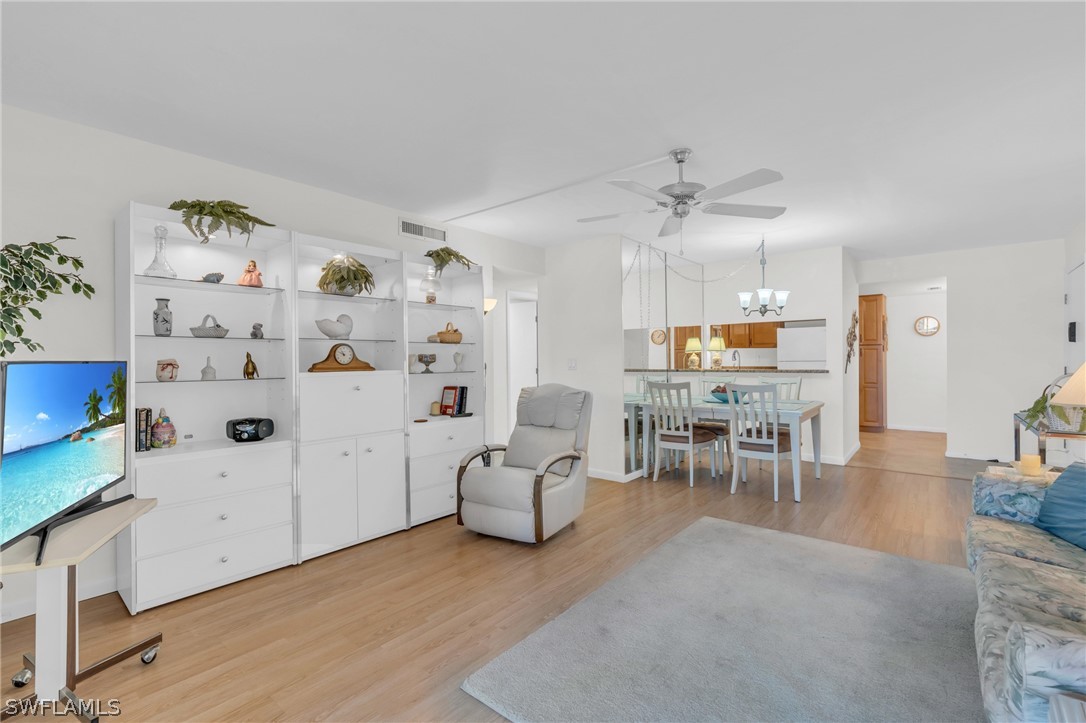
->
0, 361, 128, 559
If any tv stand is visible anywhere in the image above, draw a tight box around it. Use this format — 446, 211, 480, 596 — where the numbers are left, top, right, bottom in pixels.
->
34, 494, 135, 566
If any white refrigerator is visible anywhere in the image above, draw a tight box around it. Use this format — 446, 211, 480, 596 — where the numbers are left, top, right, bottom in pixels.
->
776, 327, 827, 370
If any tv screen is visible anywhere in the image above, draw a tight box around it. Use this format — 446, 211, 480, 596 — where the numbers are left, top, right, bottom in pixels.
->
0, 361, 128, 550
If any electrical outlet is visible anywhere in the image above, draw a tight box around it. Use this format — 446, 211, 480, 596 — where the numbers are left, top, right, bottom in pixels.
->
567, 358, 577, 370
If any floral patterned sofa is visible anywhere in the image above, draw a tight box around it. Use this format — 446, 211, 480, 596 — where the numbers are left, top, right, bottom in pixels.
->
966, 469, 1086, 722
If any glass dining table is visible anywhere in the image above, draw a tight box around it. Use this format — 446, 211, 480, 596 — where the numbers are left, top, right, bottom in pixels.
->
624, 393, 825, 501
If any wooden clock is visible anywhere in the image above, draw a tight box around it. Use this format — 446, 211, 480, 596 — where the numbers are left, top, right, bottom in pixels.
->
308, 343, 376, 372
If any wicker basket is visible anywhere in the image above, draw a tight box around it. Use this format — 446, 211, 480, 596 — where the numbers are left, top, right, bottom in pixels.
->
190, 314, 229, 338
1042, 373, 1085, 432
436, 322, 463, 344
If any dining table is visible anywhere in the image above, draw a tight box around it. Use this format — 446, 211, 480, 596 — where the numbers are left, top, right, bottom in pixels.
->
624, 393, 825, 500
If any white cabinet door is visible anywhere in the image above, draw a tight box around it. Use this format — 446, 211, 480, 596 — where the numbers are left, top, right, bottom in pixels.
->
299, 439, 359, 559
357, 432, 407, 541
300, 372, 405, 442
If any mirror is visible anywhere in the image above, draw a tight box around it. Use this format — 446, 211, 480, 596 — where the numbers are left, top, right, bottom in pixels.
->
914, 316, 940, 336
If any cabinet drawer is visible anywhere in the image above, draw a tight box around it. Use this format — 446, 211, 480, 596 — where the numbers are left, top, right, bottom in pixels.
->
136, 523, 293, 607
409, 418, 483, 458
136, 445, 292, 506
410, 481, 456, 526
300, 372, 405, 441
409, 449, 468, 492
135, 485, 292, 559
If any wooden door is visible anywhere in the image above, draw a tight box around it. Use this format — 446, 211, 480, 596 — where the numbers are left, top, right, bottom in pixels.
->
299, 438, 359, 559
858, 294, 887, 432
357, 431, 407, 541
727, 323, 751, 349
751, 321, 781, 348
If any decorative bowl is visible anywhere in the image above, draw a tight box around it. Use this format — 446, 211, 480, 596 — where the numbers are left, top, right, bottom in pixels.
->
711, 391, 742, 404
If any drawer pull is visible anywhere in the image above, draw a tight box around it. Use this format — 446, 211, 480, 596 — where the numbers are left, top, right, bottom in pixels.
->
353, 386, 361, 391
448, 464, 454, 470
365, 447, 374, 453
220, 471, 229, 478
447, 435, 455, 440
220, 513, 229, 521
220, 556, 229, 563
448, 493, 455, 499
343, 451, 351, 457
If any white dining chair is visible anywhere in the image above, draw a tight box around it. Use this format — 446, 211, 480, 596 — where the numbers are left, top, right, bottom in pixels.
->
647, 381, 717, 487
758, 376, 802, 400
698, 376, 735, 475
728, 383, 796, 502
701, 376, 736, 395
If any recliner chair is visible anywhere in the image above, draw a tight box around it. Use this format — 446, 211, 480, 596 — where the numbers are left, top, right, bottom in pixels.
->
457, 384, 592, 543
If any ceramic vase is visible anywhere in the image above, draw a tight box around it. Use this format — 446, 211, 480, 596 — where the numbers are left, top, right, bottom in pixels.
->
453, 352, 464, 372
201, 356, 217, 381
153, 298, 173, 337
150, 408, 177, 448
156, 358, 180, 382
143, 225, 177, 278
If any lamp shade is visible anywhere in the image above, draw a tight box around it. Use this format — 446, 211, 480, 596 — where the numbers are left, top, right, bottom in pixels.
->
684, 337, 703, 352
738, 291, 753, 309
1052, 363, 1086, 406
708, 335, 726, 352
756, 288, 773, 306
482, 297, 498, 315
775, 290, 790, 308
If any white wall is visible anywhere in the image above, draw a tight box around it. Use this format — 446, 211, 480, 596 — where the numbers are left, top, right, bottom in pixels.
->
538, 236, 625, 480
841, 252, 860, 460
858, 239, 1065, 461
506, 296, 538, 437
884, 292, 948, 432
0, 106, 545, 621
486, 272, 539, 443
1059, 224, 1085, 465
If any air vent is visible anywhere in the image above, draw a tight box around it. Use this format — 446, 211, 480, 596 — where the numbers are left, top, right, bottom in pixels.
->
399, 218, 446, 243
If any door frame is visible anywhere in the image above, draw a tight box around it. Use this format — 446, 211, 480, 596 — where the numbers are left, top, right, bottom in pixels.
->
505, 290, 539, 430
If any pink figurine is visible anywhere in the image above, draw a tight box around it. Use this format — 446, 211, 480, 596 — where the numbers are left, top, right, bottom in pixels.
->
237, 259, 263, 287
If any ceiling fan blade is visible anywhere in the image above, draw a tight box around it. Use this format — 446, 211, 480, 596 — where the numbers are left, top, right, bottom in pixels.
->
697, 168, 783, 202
608, 179, 673, 203
658, 215, 682, 237
576, 207, 662, 223
701, 202, 787, 219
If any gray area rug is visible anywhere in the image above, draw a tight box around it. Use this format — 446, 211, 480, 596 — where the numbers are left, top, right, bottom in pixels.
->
462, 517, 983, 722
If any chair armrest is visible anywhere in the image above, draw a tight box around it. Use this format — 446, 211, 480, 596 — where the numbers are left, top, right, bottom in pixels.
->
534, 450, 585, 478
972, 473, 1049, 523
1005, 621, 1086, 721
458, 444, 506, 471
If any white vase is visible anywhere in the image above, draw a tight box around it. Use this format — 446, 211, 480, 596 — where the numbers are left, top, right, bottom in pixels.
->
201, 356, 216, 381
453, 352, 464, 372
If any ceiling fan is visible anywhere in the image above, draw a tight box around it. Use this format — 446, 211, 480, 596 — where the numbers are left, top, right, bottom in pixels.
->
577, 148, 786, 237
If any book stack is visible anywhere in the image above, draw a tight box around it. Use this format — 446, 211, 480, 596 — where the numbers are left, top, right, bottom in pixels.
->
440, 386, 470, 416
135, 408, 153, 451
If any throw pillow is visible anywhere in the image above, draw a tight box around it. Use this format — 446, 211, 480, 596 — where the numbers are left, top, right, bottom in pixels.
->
1035, 462, 1086, 550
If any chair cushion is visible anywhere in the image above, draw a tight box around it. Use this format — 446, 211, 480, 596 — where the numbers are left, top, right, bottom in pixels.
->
516, 384, 586, 430
694, 420, 729, 437
661, 428, 717, 445
460, 465, 567, 513
1035, 463, 1086, 551
737, 427, 791, 452
503, 425, 577, 476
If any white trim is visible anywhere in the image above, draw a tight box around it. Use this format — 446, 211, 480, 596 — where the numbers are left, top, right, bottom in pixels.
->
888, 424, 947, 433
589, 467, 637, 483
1, 575, 118, 624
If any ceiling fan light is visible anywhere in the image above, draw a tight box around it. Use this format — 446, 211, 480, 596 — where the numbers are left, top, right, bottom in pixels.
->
738, 292, 753, 310
775, 290, 790, 308
756, 288, 773, 306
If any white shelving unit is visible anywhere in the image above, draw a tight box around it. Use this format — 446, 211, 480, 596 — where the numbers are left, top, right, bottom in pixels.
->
114, 204, 486, 612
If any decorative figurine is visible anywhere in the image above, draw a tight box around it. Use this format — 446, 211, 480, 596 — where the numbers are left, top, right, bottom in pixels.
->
417, 353, 436, 374
153, 298, 173, 336
453, 351, 464, 372
242, 352, 259, 379
155, 358, 180, 382
315, 314, 353, 340
150, 408, 177, 448
200, 272, 224, 284
143, 225, 177, 278
201, 356, 217, 381
237, 259, 263, 287
250, 323, 264, 339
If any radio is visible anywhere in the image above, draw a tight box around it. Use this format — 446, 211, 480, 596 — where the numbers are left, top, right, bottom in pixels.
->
226, 417, 275, 443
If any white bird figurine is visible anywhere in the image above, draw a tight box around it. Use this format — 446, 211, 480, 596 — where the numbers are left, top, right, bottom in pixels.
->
315, 314, 353, 340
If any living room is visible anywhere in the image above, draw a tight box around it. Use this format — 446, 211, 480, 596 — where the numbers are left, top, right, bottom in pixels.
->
1, 3, 1084, 722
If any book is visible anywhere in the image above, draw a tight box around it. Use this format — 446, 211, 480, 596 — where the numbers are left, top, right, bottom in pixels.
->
455, 386, 468, 415
136, 407, 151, 452
440, 386, 459, 416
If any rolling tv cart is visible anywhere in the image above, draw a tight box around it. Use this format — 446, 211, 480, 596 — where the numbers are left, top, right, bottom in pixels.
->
0, 498, 160, 723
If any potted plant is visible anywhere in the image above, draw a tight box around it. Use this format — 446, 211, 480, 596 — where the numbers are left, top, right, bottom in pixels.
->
168, 199, 274, 245
317, 254, 375, 296
425, 246, 474, 276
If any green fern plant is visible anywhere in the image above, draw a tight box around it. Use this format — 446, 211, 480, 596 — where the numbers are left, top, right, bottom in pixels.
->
317, 255, 375, 296
425, 246, 474, 276
1022, 391, 1086, 432
168, 199, 274, 245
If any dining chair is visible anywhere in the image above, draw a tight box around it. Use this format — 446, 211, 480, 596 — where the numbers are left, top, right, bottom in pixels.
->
727, 383, 795, 502
697, 376, 735, 475
647, 381, 716, 487
701, 376, 736, 395
758, 376, 802, 400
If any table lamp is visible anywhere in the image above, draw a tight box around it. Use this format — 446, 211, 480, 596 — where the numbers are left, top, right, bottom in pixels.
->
684, 337, 703, 370
1051, 363, 1086, 407
708, 334, 727, 369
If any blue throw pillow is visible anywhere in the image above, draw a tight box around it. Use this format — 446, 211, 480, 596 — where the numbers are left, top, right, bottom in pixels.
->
1035, 462, 1086, 550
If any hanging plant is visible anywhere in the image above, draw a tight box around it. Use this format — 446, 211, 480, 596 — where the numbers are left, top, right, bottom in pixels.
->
0, 236, 95, 356
317, 255, 375, 296
167, 199, 274, 245
425, 246, 474, 276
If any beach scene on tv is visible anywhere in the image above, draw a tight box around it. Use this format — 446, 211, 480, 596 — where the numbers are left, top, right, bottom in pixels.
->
1, 362, 126, 547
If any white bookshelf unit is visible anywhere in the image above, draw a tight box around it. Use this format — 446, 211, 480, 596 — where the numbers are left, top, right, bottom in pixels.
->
114, 203, 486, 613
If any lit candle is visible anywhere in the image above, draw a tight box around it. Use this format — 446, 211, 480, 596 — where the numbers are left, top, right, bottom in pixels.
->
1020, 454, 1042, 476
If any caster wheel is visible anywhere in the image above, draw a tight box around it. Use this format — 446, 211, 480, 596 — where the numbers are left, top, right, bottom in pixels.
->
140, 644, 159, 665
12, 668, 32, 687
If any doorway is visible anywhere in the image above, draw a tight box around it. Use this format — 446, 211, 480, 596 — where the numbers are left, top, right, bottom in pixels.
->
506, 291, 538, 429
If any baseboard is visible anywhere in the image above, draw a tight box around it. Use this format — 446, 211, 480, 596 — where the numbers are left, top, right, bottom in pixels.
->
842, 441, 861, 465
589, 468, 637, 483
1, 575, 118, 624
887, 424, 947, 433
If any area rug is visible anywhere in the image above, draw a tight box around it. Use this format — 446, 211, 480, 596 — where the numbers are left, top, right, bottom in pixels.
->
462, 517, 983, 722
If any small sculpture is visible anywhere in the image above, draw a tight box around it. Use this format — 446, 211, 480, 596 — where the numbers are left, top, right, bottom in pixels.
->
150, 408, 177, 449
242, 352, 259, 379
155, 358, 180, 382
417, 354, 436, 374
250, 323, 264, 339
201, 356, 217, 381
315, 314, 353, 340
237, 259, 263, 287
453, 351, 464, 372
200, 272, 224, 284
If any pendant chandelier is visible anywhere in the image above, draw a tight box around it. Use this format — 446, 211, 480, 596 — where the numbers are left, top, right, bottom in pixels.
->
738, 237, 789, 317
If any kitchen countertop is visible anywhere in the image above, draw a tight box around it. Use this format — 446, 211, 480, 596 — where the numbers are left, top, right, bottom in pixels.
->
625, 367, 829, 374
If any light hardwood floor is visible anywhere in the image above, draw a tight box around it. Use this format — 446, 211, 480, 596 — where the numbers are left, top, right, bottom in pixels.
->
1, 431, 978, 721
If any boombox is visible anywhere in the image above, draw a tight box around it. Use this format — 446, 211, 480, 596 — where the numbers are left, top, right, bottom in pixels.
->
226, 417, 275, 442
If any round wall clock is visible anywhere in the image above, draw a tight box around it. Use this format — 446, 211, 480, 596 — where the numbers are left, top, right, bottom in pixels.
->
914, 316, 941, 336
650, 329, 666, 345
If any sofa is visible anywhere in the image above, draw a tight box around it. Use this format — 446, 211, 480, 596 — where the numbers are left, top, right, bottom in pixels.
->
966, 466, 1086, 722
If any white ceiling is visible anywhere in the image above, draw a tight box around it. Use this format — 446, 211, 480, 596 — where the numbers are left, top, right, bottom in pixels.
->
3, 2, 1083, 262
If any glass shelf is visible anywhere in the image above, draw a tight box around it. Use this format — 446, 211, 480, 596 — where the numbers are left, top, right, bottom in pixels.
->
298, 291, 396, 305
135, 275, 284, 295
135, 377, 287, 384
136, 335, 286, 342
299, 337, 397, 343
408, 340, 476, 345
407, 301, 475, 312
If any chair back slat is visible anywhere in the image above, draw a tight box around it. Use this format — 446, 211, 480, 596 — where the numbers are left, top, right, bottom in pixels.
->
727, 383, 779, 448
757, 376, 802, 400
701, 376, 736, 396
647, 381, 694, 440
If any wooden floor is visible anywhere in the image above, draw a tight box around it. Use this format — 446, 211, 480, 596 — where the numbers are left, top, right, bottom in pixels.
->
1, 431, 977, 721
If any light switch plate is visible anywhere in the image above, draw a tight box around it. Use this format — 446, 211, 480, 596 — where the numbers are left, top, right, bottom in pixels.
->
567, 358, 577, 370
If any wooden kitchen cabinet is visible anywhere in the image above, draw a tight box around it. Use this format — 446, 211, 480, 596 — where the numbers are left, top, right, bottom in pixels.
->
751, 321, 783, 348
859, 294, 886, 345
726, 323, 750, 349
858, 294, 887, 432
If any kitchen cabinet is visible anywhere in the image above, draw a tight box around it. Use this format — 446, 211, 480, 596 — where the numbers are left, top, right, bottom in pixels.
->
726, 323, 750, 349
859, 294, 887, 432
751, 321, 783, 348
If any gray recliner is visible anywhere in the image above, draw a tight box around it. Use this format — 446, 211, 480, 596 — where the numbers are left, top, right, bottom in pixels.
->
457, 384, 592, 543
